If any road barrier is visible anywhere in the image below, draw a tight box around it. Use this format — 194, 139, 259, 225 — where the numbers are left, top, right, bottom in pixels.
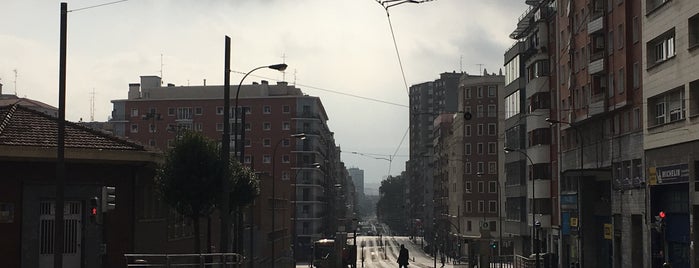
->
124, 253, 244, 267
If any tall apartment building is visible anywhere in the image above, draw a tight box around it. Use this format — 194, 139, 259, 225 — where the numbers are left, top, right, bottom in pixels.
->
348, 167, 365, 198
445, 73, 505, 263
110, 76, 339, 266
407, 72, 462, 245
504, 0, 557, 261
548, 0, 646, 267
643, 1, 699, 267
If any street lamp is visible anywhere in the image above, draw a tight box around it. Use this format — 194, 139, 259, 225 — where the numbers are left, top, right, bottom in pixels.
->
504, 147, 539, 268
271, 133, 305, 268
220, 39, 287, 252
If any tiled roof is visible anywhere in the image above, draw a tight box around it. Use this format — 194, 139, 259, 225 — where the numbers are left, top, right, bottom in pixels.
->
0, 104, 145, 151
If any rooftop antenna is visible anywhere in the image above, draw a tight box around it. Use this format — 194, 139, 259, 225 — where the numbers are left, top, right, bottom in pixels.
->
476, 64, 484, 75
293, 69, 297, 86
89, 88, 95, 122
460, 55, 463, 73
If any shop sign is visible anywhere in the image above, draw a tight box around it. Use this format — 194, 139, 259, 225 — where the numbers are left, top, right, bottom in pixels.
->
650, 164, 689, 185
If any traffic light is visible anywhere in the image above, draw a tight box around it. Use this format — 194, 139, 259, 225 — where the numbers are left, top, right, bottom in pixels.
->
102, 186, 116, 211
490, 240, 497, 249
89, 196, 101, 224
653, 211, 666, 231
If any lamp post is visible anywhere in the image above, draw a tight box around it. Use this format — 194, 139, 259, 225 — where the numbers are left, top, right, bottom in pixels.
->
220, 42, 287, 252
271, 133, 305, 268
504, 147, 538, 268
546, 118, 583, 268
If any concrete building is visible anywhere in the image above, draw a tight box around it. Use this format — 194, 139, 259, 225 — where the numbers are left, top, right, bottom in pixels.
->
504, 0, 556, 262
348, 167, 365, 198
454, 73, 505, 264
643, 1, 699, 267
110, 76, 340, 266
407, 72, 462, 247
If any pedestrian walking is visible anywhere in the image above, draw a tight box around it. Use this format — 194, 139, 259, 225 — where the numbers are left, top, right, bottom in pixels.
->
397, 244, 409, 268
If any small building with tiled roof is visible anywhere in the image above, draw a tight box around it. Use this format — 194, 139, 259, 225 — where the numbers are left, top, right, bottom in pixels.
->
0, 103, 165, 268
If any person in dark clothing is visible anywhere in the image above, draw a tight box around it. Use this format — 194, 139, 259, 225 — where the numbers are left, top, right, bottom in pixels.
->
397, 244, 409, 268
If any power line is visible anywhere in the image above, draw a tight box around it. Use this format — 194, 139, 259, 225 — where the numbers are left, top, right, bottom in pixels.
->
69, 0, 128, 12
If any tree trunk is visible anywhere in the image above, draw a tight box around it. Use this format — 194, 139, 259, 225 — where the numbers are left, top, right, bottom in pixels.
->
193, 216, 201, 254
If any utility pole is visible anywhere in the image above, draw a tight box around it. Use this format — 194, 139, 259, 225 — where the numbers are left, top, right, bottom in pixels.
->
55, 3, 68, 268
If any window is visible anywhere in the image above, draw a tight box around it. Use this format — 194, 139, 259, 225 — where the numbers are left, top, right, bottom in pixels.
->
194, 107, 203, 115
489, 181, 497, 193
477, 124, 484, 136
477, 162, 485, 174
647, 28, 676, 66
465, 143, 472, 155
149, 123, 156, 133
263, 138, 271, 147
263, 122, 271, 131
168, 107, 175, 116
177, 107, 193, 120
633, 17, 639, 43
528, 60, 549, 80
263, 105, 271, 114
466, 201, 472, 213
245, 139, 251, 147
488, 142, 496, 154
609, 30, 614, 53
649, 88, 685, 126
478, 181, 485, 193
465, 125, 472, 136
130, 124, 138, 133
195, 123, 202, 132
131, 108, 139, 117
690, 80, 699, 116
505, 56, 520, 86
505, 90, 521, 119
477, 87, 484, 98
465, 162, 472, 174
489, 162, 497, 174
465, 181, 472, 193
690, 13, 699, 49
477, 143, 484, 155
478, 200, 485, 213
477, 105, 484, 117
618, 68, 624, 94
487, 105, 496, 117
488, 86, 496, 97
618, 24, 624, 49
282, 155, 290, 163
488, 124, 496, 136
633, 62, 640, 89
216, 106, 224, 115
245, 123, 251, 131
529, 128, 551, 146
633, 108, 640, 130
465, 88, 472, 99
646, 0, 669, 14
489, 201, 497, 213
283, 105, 290, 113
282, 122, 290, 130
263, 155, 271, 163
244, 156, 252, 164
282, 138, 290, 146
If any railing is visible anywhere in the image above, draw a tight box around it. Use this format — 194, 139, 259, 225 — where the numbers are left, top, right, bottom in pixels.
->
124, 253, 244, 268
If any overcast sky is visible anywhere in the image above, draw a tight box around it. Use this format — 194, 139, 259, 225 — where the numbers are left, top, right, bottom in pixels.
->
1, 0, 526, 184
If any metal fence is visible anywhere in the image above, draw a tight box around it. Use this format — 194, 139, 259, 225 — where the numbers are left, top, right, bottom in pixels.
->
124, 253, 244, 268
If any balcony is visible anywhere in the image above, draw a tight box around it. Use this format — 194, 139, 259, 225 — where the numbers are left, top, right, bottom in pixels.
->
589, 58, 605, 74
529, 214, 552, 229
525, 76, 549, 99
526, 145, 550, 164
531, 179, 551, 199
587, 15, 604, 34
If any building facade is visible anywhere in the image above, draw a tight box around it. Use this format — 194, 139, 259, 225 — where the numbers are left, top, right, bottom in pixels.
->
643, 1, 699, 267
505, 0, 557, 261
408, 72, 462, 246
110, 76, 340, 266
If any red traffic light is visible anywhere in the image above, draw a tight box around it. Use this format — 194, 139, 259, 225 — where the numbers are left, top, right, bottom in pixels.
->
91, 207, 97, 215
659, 211, 666, 218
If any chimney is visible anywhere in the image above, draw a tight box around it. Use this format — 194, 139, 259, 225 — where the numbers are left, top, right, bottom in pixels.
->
261, 80, 268, 85
203, 79, 207, 86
